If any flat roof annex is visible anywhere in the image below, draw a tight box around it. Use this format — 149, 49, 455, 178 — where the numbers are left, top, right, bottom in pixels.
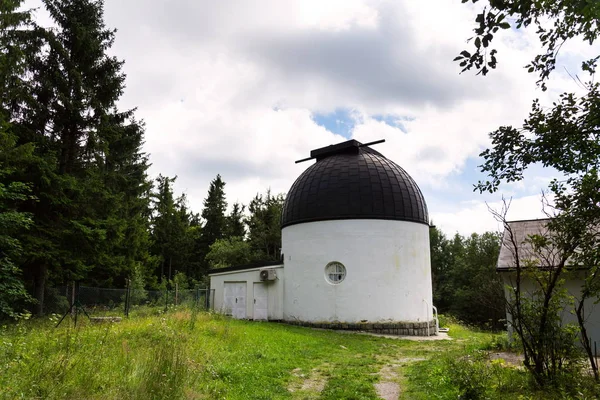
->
208, 260, 283, 275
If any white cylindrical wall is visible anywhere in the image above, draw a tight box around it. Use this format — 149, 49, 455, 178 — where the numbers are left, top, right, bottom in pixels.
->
281, 219, 433, 323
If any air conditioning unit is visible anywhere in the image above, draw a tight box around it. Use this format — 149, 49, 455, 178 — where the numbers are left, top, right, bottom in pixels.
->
259, 269, 277, 281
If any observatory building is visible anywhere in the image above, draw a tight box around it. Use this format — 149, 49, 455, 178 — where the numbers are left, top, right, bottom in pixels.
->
209, 139, 437, 336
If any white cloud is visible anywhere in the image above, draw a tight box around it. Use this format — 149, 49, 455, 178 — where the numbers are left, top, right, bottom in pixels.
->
431, 193, 555, 236
24, 0, 593, 235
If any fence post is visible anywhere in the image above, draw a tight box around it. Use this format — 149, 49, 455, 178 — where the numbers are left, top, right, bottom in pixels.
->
71, 281, 76, 317
124, 279, 130, 318
164, 284, 168, 313
175, 282, 178, 306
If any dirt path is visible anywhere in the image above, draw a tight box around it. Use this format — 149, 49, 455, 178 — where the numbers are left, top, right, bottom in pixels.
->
374, 362, 401, 400
288, 363, 330, 399
374, 355, 427, 400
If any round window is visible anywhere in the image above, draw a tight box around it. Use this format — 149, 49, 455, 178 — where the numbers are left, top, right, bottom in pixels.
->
324, 262, 346, 284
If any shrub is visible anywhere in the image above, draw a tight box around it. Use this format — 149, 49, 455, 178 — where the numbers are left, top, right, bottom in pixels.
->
447, 351, 492, 399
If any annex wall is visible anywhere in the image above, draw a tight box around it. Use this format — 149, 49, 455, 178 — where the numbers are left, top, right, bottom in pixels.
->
209, 265, 284, 320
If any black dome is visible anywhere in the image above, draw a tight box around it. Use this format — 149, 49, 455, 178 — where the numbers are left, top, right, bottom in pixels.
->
281, 140, 429, 228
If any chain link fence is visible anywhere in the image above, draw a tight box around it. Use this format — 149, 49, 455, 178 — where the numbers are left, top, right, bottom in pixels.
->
45, 285, 214, 318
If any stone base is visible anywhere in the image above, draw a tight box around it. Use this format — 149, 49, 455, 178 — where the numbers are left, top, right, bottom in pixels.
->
283, 319, 437, 336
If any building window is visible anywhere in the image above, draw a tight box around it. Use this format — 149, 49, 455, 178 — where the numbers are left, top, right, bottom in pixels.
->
325, 262, 346, 284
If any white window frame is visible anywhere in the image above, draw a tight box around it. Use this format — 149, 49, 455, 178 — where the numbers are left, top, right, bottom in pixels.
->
325, 261, 346, 284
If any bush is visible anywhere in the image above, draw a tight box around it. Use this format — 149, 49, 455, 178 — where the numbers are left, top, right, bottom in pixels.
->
447, 351, 492, 399
43, 287, 70, 314
482, 334, 514, 352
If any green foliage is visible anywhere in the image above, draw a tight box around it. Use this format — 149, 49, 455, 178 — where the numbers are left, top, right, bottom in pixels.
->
430, 227, 504, 329
0, 118, 34, 318
456, 0, 600, 88
460, 0, 600, 384
0, 0, 153, 314
505, 263, 582, 385
172, 271, 189, 290
206, 236, 256, 269
150, 175, 195, 282
200, 174, 228, 256
128, 263, 147, 305
246, 189, 284, 261
226, 202, 246, 238
447, 351, 497, 399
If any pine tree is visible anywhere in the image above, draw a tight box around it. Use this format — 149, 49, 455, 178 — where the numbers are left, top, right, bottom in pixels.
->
6, 0, 151, 313
199, 175, 228, 271
246, 190, 284, 261
0, 116, 35, 318
150, 175, 187, 281
0, 0, 43, 316
226, 202, 246, 238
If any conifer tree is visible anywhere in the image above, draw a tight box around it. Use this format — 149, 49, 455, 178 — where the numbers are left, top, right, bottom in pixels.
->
199, 175, 228, 271
4, 0, 151, 312
226, 202, 246, 238
150, 175, 188, 281
246, 190, 284, 261
0, 0, 42, 316
0, 117, 35, 318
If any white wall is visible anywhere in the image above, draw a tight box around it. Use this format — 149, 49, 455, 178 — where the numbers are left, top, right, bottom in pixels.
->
281, 219, 433, 323
209, 265, 284, 320
502, 272, 600, 348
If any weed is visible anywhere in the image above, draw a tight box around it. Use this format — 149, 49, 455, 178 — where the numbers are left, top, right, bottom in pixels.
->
134, 339, 187, 400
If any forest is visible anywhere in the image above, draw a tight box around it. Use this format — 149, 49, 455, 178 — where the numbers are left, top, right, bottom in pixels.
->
0, 0, 287, 318
0, 0, 506, 323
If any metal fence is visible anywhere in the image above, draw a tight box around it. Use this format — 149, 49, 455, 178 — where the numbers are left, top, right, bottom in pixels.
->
46, 285, 214, 318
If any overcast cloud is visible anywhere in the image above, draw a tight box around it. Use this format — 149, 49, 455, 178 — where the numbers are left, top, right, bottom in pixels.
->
26, 0, 591, 236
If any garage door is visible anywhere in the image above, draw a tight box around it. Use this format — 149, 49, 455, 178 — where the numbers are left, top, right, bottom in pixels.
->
224, 282, 246, 319
253, 283, 268, 321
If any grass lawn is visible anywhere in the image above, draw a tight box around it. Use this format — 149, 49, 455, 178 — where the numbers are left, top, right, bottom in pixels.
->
0, 308, 597, 399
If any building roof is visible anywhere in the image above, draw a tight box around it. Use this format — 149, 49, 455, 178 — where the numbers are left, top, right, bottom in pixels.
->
208, 260, 283, 275
497, 218, 564, 271
281, 139, 429, 228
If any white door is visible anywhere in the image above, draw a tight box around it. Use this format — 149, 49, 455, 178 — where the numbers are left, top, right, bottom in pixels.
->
253, 283, 268, 321
224, 282, 246, 319
223, 282, 236, 315
234, 283, 247, 319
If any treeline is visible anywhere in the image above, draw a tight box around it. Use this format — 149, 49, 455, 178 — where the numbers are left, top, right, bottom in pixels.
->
148, 174, 284, 287
0, 0, 282, 318
430, 227, 505, 329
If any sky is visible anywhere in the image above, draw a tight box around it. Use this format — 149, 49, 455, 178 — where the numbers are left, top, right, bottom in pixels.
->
25, 0, 594, 236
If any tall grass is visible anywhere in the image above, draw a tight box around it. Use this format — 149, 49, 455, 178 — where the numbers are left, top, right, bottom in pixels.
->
0, 308, 402, 399
4, 311, 593, 399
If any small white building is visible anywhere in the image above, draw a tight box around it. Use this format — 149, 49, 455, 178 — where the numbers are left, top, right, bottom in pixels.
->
497, 219, 600, 346
208, 261, 283, 320
209, 139, 436, 336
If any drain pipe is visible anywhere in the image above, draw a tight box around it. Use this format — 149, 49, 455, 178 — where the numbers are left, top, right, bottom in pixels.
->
423, 299, 430, 336
432, 305, 439, 336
